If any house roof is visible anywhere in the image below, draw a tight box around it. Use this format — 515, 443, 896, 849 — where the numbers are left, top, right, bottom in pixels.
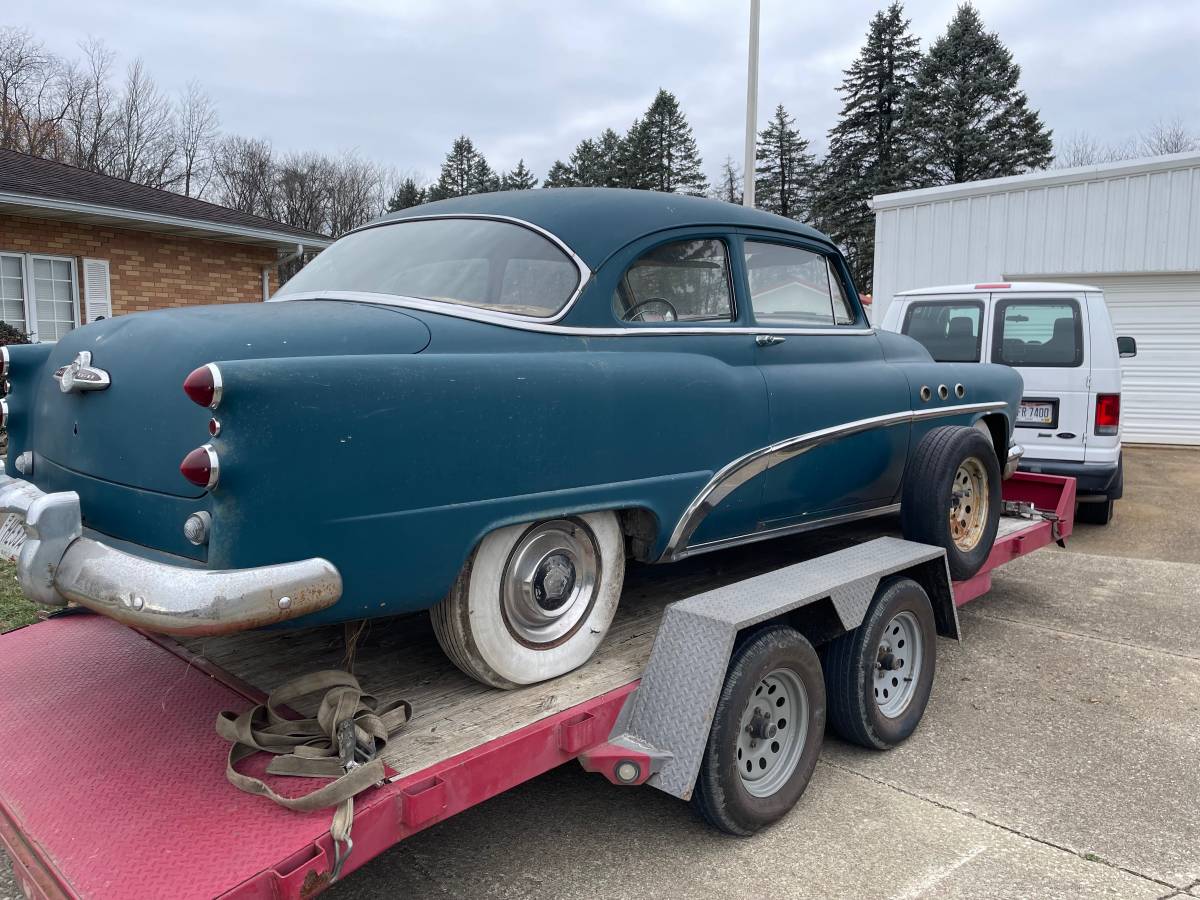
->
0, 148, 332, 250
379, 188, 833, 269
869, 149, 1200, 211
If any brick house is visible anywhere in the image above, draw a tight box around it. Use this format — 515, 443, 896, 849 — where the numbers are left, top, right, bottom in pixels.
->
0, 148, 331, 342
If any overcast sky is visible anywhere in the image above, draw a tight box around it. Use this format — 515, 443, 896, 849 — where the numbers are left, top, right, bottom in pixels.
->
9, 0, 1200, 184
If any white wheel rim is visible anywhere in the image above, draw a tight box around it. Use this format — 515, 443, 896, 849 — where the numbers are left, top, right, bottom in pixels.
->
736, 668, 809, 798
500, 518, 599, 647
874, 611, 923, 718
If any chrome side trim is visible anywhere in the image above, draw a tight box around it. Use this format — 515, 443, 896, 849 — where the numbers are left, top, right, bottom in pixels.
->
272, 290, 876, 338
675, 503, 902, 560
661, 401, 1006, 560
278, 213, 593, 322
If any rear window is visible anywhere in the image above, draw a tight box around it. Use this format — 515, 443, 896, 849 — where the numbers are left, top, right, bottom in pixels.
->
276, 218, 581, 318
901, 301, 983, 362
993, 299, 1083, 368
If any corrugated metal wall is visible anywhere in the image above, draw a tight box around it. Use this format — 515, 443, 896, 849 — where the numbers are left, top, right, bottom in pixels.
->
871, 154, 1200, 317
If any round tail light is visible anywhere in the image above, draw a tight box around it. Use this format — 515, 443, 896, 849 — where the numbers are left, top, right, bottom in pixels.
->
183, 363, 223, 409
180, 444, 219, 489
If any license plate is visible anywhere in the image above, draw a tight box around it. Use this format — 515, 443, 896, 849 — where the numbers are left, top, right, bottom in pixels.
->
1017, 400, 1057, 426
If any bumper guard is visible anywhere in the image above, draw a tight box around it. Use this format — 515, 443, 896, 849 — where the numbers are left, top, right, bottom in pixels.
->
0, 473, 341, 636
1004, 443, 1024, 480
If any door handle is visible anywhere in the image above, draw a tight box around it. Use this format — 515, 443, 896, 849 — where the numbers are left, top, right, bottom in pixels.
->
755, 334, 786, 347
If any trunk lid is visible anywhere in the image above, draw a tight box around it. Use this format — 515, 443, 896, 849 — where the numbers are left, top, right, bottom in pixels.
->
29, 300, 429, 497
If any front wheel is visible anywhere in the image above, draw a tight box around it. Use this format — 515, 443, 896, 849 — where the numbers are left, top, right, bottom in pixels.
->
901, 425, 1001, 580
431, 512, 625, 689
691, 626, 826, 836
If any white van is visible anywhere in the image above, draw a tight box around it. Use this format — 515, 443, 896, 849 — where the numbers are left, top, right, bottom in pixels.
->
881, 282, 1137, 524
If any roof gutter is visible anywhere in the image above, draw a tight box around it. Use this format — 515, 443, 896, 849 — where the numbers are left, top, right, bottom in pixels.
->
0, 190, 334, 250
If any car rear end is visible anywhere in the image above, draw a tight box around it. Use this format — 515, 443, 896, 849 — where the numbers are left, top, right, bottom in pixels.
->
882, 282, 1127, 522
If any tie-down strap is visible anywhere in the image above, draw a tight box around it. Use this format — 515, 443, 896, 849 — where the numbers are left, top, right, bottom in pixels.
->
216, 669, 411, 881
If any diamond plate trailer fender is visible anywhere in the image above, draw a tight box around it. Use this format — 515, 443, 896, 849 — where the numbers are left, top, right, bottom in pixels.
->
604, 536, 955, 800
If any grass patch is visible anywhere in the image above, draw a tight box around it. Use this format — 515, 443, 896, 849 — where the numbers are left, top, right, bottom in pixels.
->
0, 559, 39, 632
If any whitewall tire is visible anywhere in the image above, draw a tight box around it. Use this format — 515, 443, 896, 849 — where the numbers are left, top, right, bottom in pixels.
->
431, 511, 625, 689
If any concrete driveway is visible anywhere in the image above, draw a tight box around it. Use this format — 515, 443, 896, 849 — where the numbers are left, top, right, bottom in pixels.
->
2, 446, 1197, 899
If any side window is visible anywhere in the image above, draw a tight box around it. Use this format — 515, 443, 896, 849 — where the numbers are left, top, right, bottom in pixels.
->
613, 239, 734, 324
901, 301, 984, 362
993, 300, 1083, 367
744, 242, 855, 326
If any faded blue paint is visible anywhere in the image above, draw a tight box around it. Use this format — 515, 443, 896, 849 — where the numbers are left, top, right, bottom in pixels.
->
3, 190, 1022, 629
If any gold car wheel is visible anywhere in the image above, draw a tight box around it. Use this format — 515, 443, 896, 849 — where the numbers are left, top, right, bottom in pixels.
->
948, 456, 989, 552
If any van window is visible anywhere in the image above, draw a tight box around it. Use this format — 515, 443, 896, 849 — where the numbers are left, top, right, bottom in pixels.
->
901, 301, 983, 362
993, 300, 1083, 368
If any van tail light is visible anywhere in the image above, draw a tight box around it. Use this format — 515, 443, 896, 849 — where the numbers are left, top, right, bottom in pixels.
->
183, 363, 223, 409
180, 444, 220, 489
1095, 394, 1120, 435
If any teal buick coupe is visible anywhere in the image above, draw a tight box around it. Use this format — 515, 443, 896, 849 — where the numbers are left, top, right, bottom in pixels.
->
0, 189, 1022, 688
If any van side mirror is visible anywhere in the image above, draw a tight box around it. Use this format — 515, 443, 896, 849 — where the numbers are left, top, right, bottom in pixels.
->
1117, 336, 1137, 358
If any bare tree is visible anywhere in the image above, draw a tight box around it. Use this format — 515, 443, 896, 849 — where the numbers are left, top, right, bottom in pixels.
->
1053, 132, 1135, 168
326, 151, 386, 237
64, 37, 118, 172
0, 26, 76, 158
274, 151, 332, 233
211, 134, 275, 216
1138, 117, 1199, 156
176, 80, 219, 198
112, 58, 177, 187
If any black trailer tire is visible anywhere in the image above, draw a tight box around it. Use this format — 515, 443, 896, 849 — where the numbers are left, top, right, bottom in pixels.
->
824, 576, 937, 750
691, 626, 825, 836
1076, 498, 1115, 525
901, 425, 1001, 580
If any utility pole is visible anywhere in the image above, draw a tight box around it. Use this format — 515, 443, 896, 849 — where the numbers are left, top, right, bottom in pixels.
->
743, 0, 760, 208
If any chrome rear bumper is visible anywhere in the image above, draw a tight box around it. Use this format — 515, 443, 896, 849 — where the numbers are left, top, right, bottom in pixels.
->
0, 473, 341, 636
1004, 443, 1025, 479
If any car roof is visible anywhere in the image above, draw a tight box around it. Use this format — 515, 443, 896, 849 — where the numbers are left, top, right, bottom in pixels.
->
895, 281, 1100, 296
374, 188, 834, 270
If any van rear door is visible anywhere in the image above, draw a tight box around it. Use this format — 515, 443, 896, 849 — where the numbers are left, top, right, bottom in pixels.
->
990, 291, 1090, 462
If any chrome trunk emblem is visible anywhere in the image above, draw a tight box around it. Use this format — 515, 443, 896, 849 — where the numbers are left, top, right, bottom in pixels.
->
54, 351, 110, 393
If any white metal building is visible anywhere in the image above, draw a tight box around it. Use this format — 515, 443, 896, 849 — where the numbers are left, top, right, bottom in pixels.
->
870, 151, 1200, 445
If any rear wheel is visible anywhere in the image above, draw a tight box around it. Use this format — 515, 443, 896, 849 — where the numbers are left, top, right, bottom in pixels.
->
691, 626, 825, 836
431, 512, 625, 689
1076, 498, 1114, 525
901, 426, 1001, 580
824, 577, 937, 750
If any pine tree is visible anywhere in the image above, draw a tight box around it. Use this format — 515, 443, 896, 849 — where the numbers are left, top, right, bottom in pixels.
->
616, 117, 652, 190
637, 89, 707, 195
427, 136, 497, 201
542, 160, 576, 188
813, 2, 920, 290
386, 177, 426, 212
499, 159, 538, 191
902, 3, 1053, 186
754, 104, 816, 219
712, 156, 743, 205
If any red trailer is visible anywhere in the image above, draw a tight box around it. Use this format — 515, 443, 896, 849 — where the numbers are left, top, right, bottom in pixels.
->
0, 473, 1074, 900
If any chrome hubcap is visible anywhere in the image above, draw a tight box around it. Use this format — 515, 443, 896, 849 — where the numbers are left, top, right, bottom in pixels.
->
737, 668, 809, 798
501, 519, 599, 646
874, 611, 923, 717
949, 456, 989, 552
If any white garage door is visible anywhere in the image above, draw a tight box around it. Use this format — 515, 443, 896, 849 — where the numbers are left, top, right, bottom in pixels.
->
1016, 274, 1200, 445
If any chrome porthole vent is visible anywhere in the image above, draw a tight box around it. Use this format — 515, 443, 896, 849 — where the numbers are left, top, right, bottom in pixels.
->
919, 386, 932, 402
938, 384, 950, 400
955, 383, 966, 398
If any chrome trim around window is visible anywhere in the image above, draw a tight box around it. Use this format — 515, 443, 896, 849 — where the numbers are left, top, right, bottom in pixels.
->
675, 503, 903, 561
661, 401, 1007, 560
285, 213, 593, 323
272, 289, 877, 338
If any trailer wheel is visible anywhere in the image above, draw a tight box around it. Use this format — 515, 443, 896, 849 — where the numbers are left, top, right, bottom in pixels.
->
824, 576, 936, 750
691, 626, 825, 836
431, 512, 624, 689
901, 425, 1001, 580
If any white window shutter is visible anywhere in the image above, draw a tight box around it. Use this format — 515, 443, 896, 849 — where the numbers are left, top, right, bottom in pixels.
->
82, 258, 112, 323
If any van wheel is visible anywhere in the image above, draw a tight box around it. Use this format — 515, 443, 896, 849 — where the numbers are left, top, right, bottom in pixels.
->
824, 577, 937, 750
431, 512, 624, 689
691, 626, 825, 836
1076, 499, 1114, 525
901, 426, 1001, 580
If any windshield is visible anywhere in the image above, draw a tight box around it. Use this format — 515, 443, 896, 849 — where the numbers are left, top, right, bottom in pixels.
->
276, 218, 581, 317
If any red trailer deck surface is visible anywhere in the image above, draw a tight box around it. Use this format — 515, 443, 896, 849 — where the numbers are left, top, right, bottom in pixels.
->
0, 473, 1074, 900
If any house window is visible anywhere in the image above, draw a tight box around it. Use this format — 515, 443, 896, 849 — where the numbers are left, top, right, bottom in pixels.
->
0, 253, 80, 341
